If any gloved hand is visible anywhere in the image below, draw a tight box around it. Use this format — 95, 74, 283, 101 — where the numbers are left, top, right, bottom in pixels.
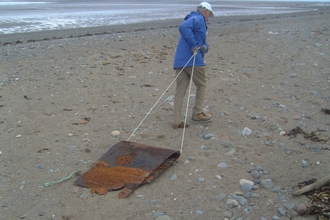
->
199, 45, 207, 53
191, 46, 198, 55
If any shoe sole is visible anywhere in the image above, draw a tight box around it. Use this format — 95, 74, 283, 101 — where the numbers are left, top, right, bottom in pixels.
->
191, 119, 212, 123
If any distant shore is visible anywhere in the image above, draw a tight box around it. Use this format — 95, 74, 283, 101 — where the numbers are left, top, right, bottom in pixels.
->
1, 6, 328, 46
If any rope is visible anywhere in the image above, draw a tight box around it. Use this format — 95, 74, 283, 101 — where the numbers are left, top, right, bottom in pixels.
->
180, 54, 196, 154
126, 54, 196, 141
44, 171, 80, 187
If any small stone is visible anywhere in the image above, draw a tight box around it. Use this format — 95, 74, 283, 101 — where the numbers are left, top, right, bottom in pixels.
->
283, 203, 295, 210
301, 159, 310, 167
195, 210, 204, 215
170, 174, 177, 180
250, 170, 260, 178
224, 149, 235, 156
155, 215, 170, 220
214, 193, 226, 201
201, 145, 209, 150
217, 162, 228, 168
111, 130, 120, 136
16, 134, 22, 138
271, 186, 281, 192
198, 178, 205, 182
261, 179, 273, 188
215, 175, 222, 180
242, 127, 252, 136
241, 182, 253, 192
296, 203, 308, 215
239, 179, 254, 186
188, 156, 196, 161
153, 212, 165, 217
203, 133, 212, 139
278, 207, 287, 216
226, 199, 239, 208
38, 164, 46, 170
223, 211, 232, 218
68, 133, 73, 137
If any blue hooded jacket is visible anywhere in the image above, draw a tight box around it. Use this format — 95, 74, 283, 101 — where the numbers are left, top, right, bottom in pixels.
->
173, 11, 209, 69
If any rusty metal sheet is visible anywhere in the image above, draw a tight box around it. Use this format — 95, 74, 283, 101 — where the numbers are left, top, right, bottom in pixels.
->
75, 141, 180, 198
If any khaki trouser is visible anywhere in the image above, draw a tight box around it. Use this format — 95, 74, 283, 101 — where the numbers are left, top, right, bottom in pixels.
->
173, 66, 206, 124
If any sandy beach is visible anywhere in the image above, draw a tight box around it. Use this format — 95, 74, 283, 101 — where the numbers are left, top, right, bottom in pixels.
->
0, 6, 330, 220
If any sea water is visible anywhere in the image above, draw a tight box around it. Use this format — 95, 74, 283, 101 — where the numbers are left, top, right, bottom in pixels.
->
0, 0, 321, 35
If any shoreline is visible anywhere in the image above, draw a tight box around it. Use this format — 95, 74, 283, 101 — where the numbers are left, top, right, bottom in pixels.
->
0, 7, 328, 46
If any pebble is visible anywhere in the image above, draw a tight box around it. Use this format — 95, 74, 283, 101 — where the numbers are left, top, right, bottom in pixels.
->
201, 145, 209, 150
195, 210, 204, 215
271, 186, 281, 192
239, 179, 254, 186
242, 127, 252, 136
170, 174, 177, 180
261, 179, 273, 189
198, 178, 205, 182
224, 149, 235, 156
37, 164, 46, 170
226, 199, 239, 208
155, 215, 170, 220
217, 162, 228, 168
223, 211, 232, 218
250, 170, 260, 178
187, 156, 196, 161
214, 193, 226, 201
241, 182, 253, 192
278, 207, 287, 216
215, 175, 222, 180
68, 133, 73, 137
283, 203, 295, 210
111, 130, 120, 136
203, 133, 212, 139
153, 212, 165, 217
301, 159, 310, 167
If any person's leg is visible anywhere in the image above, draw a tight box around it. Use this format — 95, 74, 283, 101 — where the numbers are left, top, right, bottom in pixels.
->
192, 66, 206, 115
191, 66, 211, 121
173, 68, 190, 125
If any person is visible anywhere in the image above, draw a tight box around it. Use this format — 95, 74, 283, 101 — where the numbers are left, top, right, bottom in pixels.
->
172, 2, 214, 129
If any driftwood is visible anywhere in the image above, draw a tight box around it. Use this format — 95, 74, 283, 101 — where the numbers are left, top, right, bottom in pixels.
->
294, 175, 330, 195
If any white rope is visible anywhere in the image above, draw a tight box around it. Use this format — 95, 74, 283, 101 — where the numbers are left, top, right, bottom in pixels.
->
180, 54, 196, 154
126, 54, 196, 141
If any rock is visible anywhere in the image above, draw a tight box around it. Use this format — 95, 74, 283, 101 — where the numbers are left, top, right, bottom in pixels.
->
111, 130, 120, 136
278, 207, 287, 216
153, 212, 165, 217
261, 179, 273, 188
223, 211, 232, 218
214, 193, 226, 201
226, 199, 239, 208
296, 203, 308, 215
239, 179, 254, 186
195, 210, 204, 215
242, 127, 252, 136
155, 215, 170, 220
241, 182, 253, 192
170, 174, 177, 180
217, 162, 228, 168
283, 203, 295, 210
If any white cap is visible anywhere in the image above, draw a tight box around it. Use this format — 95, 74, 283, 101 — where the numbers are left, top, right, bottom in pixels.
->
198, 2, 214, 17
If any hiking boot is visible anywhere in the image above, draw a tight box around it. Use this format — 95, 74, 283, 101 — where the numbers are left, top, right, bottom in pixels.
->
173, 121, 189, 129
192, 112, 211, 121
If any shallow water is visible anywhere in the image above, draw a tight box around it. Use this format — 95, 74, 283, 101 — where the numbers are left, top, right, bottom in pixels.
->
0, 0, 319, 34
